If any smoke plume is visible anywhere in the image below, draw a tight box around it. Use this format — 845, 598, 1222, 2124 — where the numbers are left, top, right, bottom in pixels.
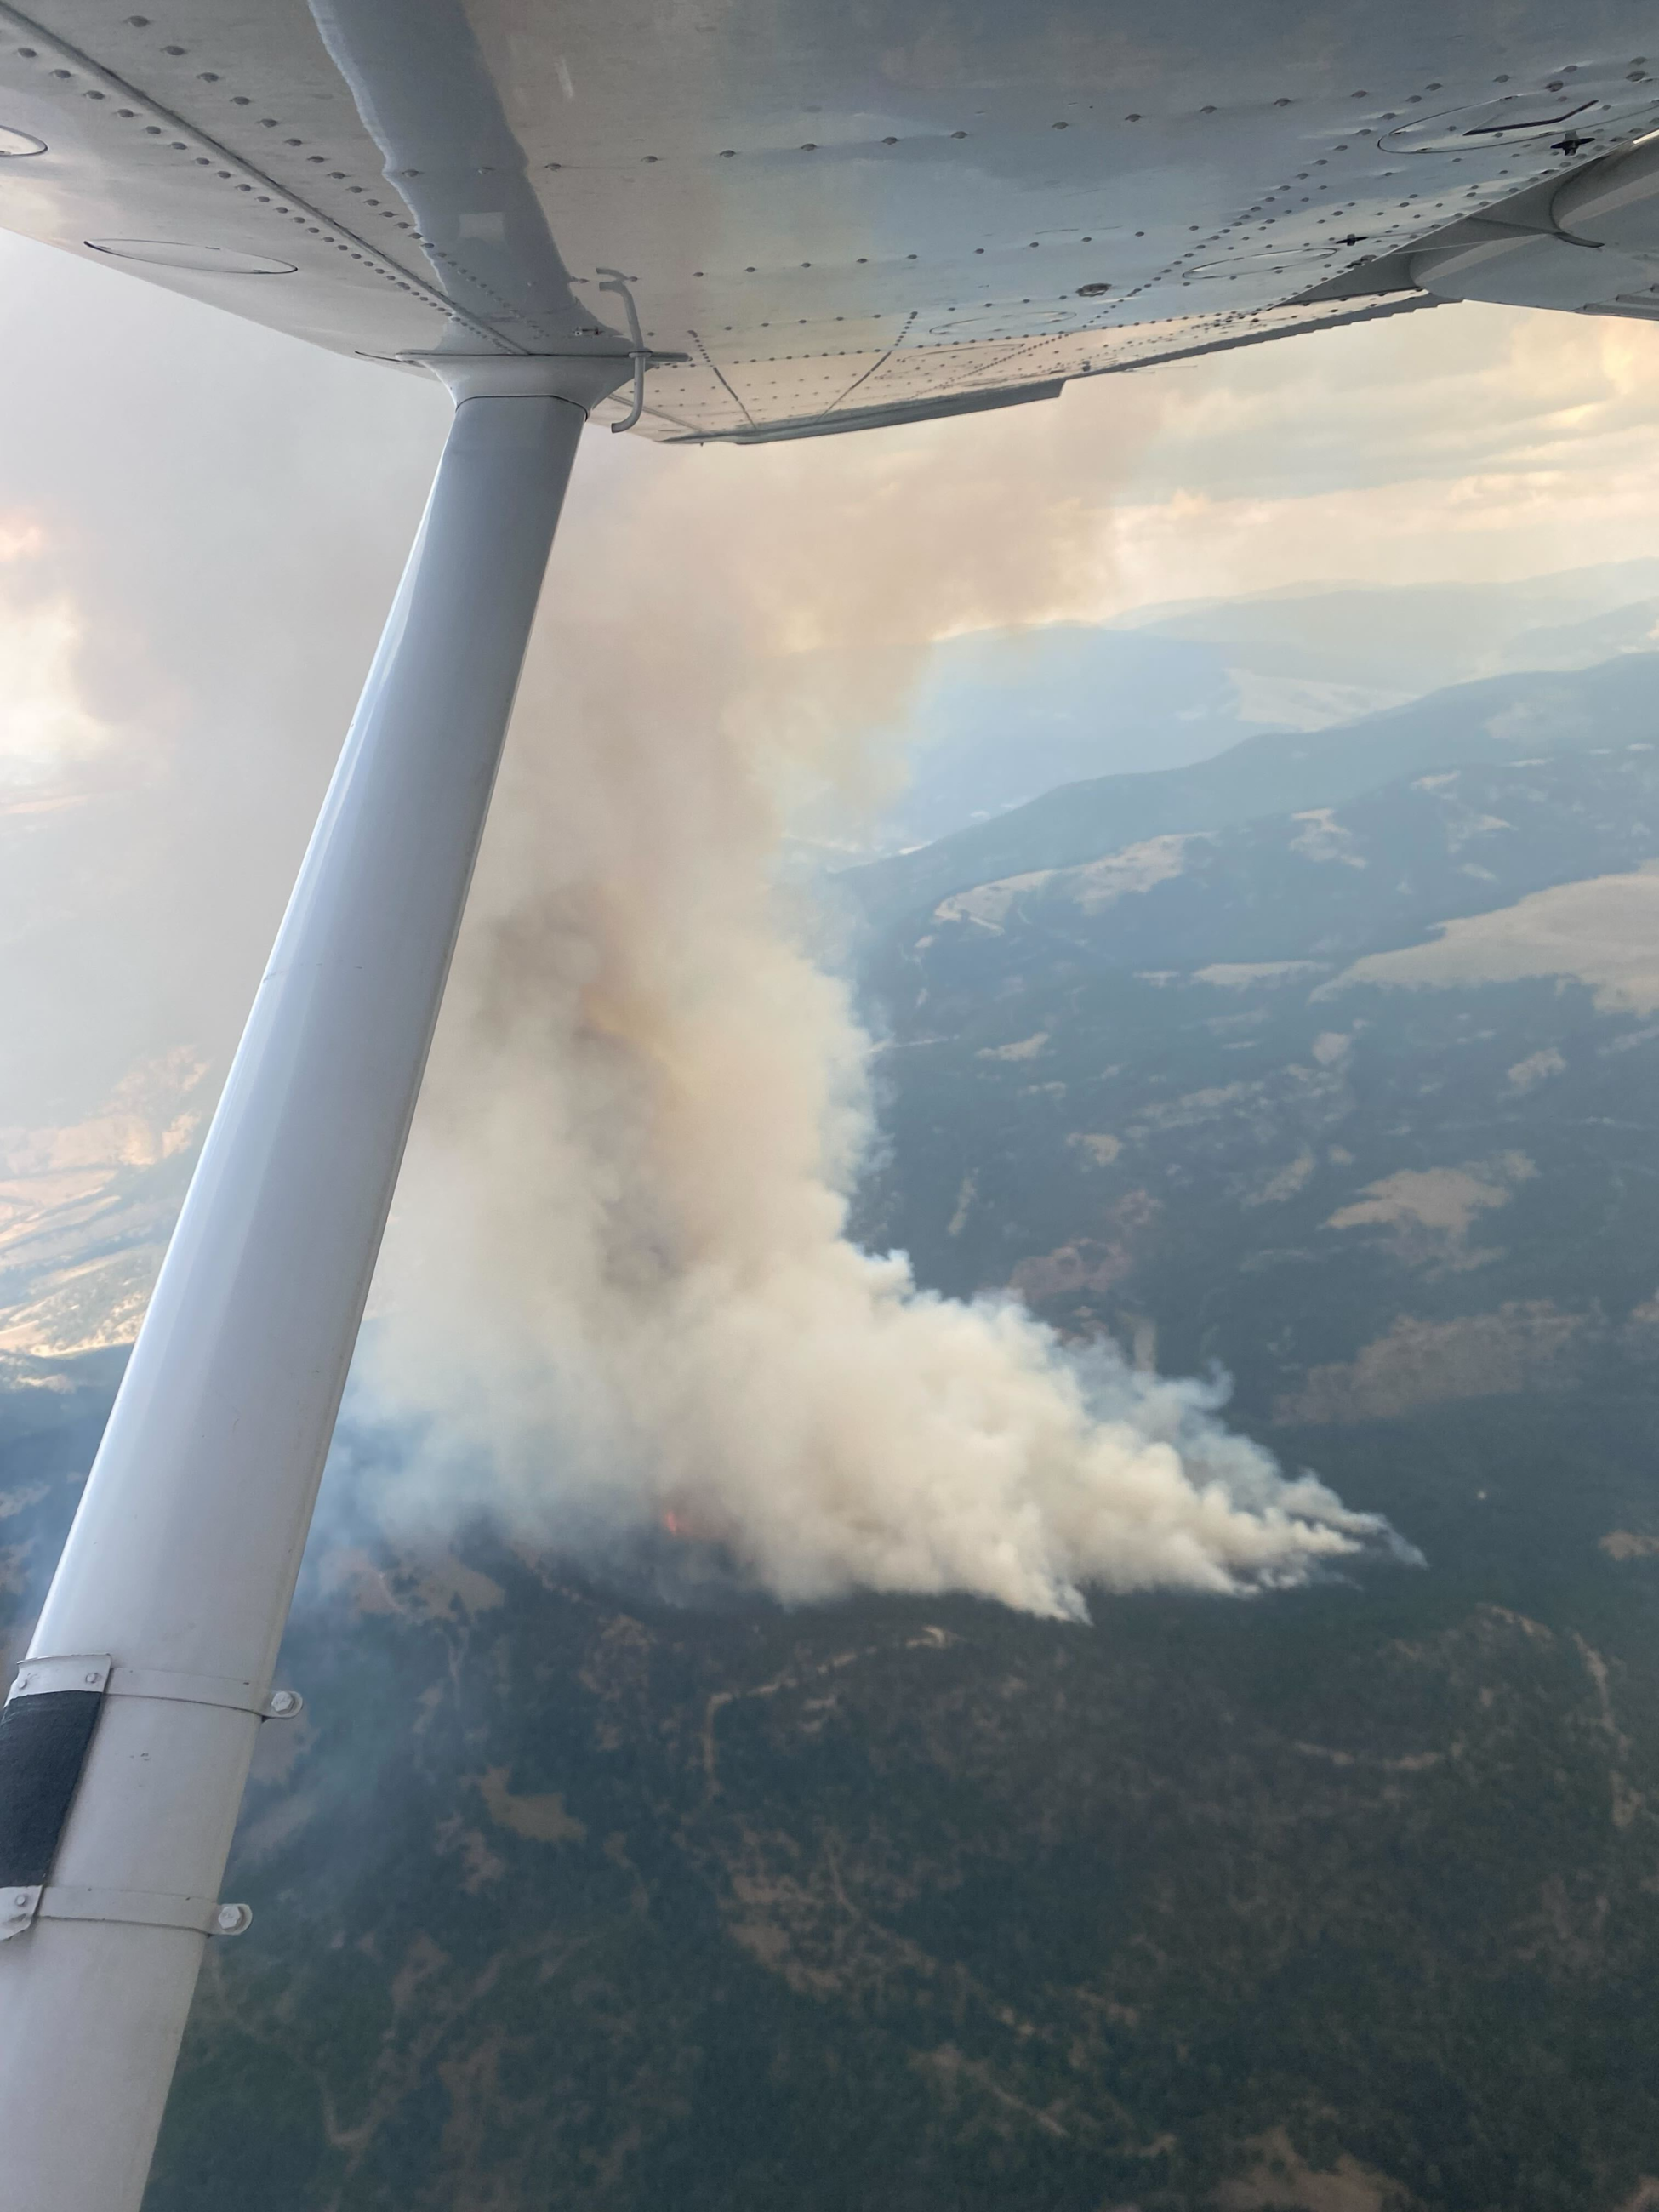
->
357, 397, 1401, 1619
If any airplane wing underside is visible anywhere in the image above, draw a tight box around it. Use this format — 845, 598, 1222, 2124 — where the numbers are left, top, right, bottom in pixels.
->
0, 0, 1657, 442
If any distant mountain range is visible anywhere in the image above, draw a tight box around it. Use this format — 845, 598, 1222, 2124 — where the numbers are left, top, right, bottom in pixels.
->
861, 556, 1659, 850
6, 636, 1659, 1380
855, 732, 1659, 1417
847, 649, 1659, 927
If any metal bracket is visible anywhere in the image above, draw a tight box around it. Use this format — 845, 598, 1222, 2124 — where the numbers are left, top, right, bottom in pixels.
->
0, 1884, 251, 1943
5, 1655, 111, 1701
8, 1657, 300, 1721
596, 269, 649, 431
0, 1659, 284, 1941
0, 1886, 38, 1941
107, 1668, 302, 1721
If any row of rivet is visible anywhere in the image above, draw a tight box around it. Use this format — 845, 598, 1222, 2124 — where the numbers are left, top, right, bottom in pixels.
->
0, 2, 515, 348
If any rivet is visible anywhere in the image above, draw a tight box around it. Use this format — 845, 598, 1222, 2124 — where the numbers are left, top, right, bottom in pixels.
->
83, 1671, 100, 1685
12, 1893, 29, 1909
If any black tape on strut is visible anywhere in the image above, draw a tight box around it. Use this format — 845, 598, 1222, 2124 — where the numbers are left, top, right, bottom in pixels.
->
0, 1690, 105, 1887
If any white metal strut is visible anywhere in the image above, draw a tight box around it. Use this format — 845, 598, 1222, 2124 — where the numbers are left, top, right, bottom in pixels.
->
0, 362, 607, 2211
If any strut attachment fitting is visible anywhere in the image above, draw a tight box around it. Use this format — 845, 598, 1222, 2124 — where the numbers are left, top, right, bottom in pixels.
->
596, 267, 650, 430
0, 1655, 297, 1941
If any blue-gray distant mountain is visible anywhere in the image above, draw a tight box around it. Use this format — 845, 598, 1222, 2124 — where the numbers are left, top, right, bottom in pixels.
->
851, 649, 1659, 926
870, 558, 1659, 850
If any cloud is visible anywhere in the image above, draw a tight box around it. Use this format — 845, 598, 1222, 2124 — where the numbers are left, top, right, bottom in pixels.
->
0, 231, 446, 1118
1093, 304, 1659, 607
0, 562, 117, 787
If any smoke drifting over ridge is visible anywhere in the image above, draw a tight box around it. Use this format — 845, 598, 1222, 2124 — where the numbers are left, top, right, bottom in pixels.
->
355, 399, 1403, 1619
15, 240, 1659, 1616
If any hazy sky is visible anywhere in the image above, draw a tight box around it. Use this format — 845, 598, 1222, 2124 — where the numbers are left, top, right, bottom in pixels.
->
1, 235, 1657, 1120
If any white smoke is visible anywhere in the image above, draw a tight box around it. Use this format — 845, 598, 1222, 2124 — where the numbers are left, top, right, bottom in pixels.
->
356, 403, 1403, 1619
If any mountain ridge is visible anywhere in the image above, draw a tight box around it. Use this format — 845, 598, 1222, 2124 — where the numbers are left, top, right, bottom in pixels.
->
846, 652, 1659, 929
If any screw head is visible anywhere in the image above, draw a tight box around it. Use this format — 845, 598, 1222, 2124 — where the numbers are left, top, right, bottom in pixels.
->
214, 1902, 252, 1935
268, 1690, 299, 1716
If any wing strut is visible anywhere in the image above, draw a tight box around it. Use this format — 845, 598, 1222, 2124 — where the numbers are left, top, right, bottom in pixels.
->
0, 353, 619, 2212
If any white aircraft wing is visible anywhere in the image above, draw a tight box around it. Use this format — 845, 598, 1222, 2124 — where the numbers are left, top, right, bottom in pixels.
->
1, 0, 1658, 442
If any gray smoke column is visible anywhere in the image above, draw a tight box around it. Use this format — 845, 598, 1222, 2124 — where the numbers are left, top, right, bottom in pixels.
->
357, 404, 1402, 1619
